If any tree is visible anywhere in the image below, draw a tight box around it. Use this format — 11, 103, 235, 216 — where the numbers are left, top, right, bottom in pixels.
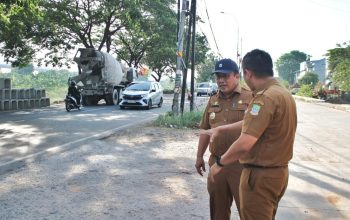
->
299, 72, 319, 86
196, 53, 218, 83
333, 60, 350, 91
0, 0, 43, 67
115, 0, 177, 69
0, 0, 177, 68
326, 42, 350, 91
275, 50, 308, 84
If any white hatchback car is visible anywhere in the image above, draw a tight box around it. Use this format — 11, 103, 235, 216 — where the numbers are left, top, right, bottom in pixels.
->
119, 81, 163, 109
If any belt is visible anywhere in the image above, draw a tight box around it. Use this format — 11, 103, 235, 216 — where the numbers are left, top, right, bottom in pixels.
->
243, 164, 288, 169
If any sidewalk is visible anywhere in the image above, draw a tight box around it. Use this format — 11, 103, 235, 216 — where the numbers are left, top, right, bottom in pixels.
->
293, 95, 350, 112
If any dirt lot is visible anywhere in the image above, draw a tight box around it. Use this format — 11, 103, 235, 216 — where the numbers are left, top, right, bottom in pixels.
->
0, 125, 223, 220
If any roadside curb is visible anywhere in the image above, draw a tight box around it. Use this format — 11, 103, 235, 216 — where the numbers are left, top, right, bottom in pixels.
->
293, 95, 350, 112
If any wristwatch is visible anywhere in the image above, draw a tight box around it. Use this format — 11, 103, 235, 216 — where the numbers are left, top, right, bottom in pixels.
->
215, 155, 224, 167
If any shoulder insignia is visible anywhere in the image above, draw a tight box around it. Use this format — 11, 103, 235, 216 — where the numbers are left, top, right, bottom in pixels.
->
211, 100, 220, 107
250, 104, 261, 116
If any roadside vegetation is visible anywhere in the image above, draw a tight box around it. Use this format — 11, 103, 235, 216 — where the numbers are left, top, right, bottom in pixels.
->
2, 70, 76, 103
154, 109, 204, 129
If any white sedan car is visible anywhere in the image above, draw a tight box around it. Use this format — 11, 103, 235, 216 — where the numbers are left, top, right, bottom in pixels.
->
119, 81, 163, 110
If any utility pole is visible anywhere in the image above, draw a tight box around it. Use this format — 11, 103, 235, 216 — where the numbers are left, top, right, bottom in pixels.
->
190, 0, 196, 111
172, 0, 188, 115
180, 2, 193, 115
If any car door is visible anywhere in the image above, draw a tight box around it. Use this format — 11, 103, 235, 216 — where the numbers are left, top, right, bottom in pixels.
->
150, 83, 158, 103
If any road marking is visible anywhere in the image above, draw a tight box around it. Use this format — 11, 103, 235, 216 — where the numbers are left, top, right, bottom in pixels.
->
0, 116, 158, 168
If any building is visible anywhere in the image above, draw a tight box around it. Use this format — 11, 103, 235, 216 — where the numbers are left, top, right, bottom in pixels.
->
298, 58, 328, 83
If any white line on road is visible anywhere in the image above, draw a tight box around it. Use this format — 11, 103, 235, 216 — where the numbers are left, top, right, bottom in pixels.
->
0, 115, 158, 168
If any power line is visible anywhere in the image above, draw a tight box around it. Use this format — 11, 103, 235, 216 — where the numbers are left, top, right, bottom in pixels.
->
202, 0, 222, 58
305, 0, 350, 14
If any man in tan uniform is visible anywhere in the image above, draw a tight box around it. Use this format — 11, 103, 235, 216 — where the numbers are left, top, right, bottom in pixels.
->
205, 49, 297, 220
195, 58, 252, 220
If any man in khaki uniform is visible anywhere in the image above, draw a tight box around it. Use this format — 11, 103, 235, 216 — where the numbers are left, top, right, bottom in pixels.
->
195, 58, 252, 220
205, 49, 297, 220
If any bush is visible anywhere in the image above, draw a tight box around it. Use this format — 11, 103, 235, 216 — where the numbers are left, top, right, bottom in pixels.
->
154, 110, 204, 129
297, 84, 314, 97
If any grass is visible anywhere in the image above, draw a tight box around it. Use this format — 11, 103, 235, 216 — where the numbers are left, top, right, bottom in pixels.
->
46, 87, 67, 104
154, 109, 204, 129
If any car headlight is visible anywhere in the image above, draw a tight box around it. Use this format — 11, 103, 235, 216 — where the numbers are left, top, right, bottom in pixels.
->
141, 94, 147, 98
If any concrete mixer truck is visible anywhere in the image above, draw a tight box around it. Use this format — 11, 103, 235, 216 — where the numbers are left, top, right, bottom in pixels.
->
69, 48, 137, 106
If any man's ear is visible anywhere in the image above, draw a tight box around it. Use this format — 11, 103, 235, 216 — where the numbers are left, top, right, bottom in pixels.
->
244, 69, 253, 79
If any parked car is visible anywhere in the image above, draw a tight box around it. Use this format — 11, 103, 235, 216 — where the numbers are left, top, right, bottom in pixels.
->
119, 81, 163, 109
196, 82, 218, 96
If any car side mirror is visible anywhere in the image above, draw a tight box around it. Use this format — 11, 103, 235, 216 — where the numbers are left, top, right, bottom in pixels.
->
151, 89, 156, 93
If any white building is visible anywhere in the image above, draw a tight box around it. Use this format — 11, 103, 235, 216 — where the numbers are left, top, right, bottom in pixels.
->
298, 58, 328, 83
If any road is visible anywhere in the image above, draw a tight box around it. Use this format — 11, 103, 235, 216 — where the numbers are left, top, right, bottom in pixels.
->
0, 99, 349, 219
0, 95, 179, 172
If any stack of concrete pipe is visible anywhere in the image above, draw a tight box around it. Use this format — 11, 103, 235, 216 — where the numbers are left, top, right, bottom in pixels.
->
0, 78, 50, 111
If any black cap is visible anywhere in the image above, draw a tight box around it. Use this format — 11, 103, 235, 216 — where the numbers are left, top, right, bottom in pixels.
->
213, 58, 239, 74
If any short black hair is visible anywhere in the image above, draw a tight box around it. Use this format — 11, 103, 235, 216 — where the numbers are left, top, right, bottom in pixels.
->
242, 49, 274, 77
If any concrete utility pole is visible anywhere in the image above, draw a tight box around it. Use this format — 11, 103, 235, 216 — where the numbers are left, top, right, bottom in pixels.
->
180, 2, 193, 115
172, 0, 188, 115
190, 0, 196, 111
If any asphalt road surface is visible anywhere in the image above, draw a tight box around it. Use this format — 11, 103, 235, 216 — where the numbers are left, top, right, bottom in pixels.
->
0, 95, 178, 172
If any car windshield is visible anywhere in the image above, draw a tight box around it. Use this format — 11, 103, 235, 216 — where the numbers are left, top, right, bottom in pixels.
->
198, 83, 210, 88
126, 82, 151, 91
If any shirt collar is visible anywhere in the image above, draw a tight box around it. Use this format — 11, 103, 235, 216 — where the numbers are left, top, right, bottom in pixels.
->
252, 77, 279, 96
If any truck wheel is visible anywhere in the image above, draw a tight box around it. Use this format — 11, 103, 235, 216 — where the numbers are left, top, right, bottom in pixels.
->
105, 89, 119, 105
112, 89, 119, 105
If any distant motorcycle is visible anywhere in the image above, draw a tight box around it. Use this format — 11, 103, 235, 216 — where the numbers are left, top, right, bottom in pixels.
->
65, 94, 82, 112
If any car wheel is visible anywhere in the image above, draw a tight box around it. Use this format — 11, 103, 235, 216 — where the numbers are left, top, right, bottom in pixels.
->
158, 97, 163, 108
120, 105, 125, 109
147, 99, 152, 110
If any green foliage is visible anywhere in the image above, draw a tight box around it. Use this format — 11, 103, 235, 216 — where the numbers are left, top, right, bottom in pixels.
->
0, 0, 177, 69
0, 0, 43, 67
299, 72, 319, 86
296, 84, 314, 97
333, 60, 350, 91
154, 109, 204, 129
196, 53, 218, 83
3, 70, 76, 103
326, 42, 350, 91
275, 50, 308, 84
275, 77, 289, 88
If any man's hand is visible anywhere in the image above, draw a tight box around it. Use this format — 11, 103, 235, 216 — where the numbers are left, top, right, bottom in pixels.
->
209, 163, 222, 183
200, 127, 220, 143
195, 157, 206, 176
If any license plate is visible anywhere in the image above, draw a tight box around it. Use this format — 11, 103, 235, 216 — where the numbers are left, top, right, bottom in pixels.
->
128, 100, 136, 103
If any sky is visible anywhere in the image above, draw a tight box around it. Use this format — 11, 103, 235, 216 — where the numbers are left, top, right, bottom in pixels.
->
196, 0, 350, 63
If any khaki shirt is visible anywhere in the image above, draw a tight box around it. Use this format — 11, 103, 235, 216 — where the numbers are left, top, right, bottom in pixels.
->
200, 85, 252, 165
240, 78, 297, 167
